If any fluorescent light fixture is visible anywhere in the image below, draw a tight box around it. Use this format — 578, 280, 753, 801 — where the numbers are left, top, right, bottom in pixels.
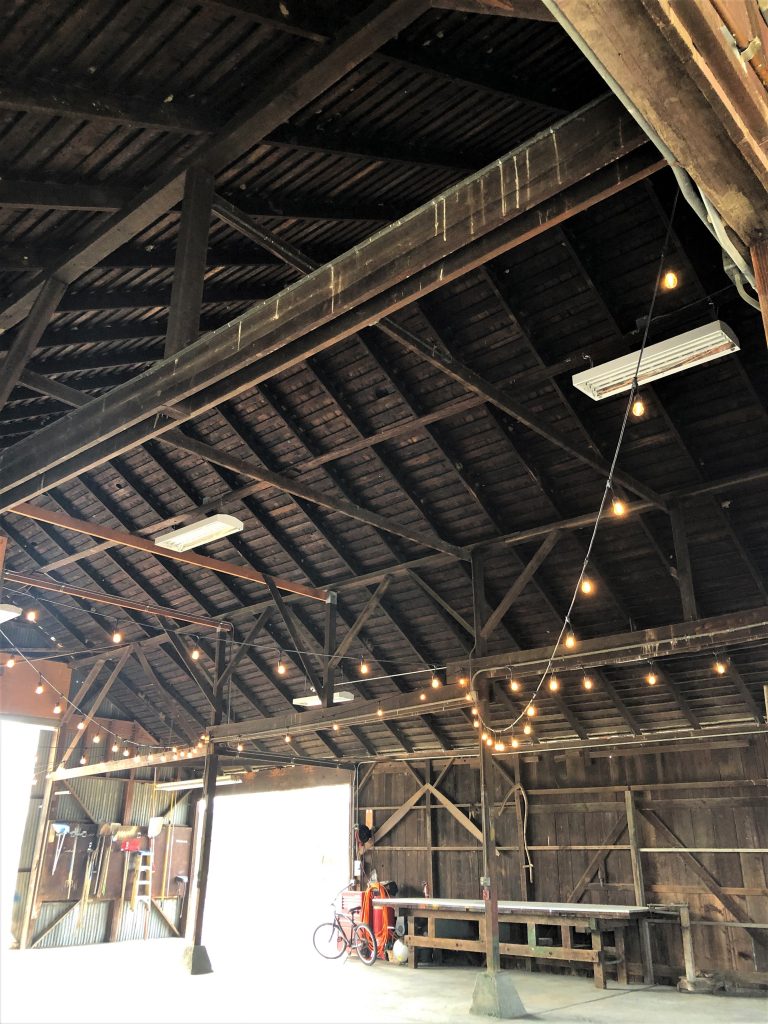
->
292, 690, 356, 708
155, 514, 244, 552
155, 776, 243, 791
0, 604, 22, 624
571, 320, 739, 400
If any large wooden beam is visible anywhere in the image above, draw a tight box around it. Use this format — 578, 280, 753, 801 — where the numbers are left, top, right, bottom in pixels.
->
7, 502, 327, 602
0, 95, 647, 509
431, 0, 555, 19
753, 239, 768, 348
480, 532, 560, 640
0, 0, 425, 331
328, 577, 391, 671
57, 649, 131, 767
546, 0, 768, 242
0, 278, 66, 415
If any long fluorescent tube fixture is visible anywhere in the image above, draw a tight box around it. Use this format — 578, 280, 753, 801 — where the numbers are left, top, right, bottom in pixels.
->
155, 776, 243, 791
0, 604, 22, 624
292, 690, 356, 708
155, 514, 244, 552
571, 320, 739, 401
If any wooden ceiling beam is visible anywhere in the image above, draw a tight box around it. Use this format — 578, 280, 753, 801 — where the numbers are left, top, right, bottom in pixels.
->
0, 0, 426, 331
0, 179, 132, 211
431, 0, 555, 19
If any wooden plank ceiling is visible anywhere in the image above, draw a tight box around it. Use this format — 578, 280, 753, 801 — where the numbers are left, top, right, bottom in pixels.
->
0, 0, 766, 765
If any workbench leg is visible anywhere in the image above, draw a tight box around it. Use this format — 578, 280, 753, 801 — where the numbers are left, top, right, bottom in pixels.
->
639, 919, 655, 985
615, 929, 628, 986
591, 930, 605, 989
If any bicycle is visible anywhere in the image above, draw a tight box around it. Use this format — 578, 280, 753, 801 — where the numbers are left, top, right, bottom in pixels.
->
313, 886, 377, 966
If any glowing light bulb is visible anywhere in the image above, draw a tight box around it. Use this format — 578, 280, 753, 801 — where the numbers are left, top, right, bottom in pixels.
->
494, 741, 505, 752
237, 743, 243, 752
6, 657, 15, 668
509, 679, 521, 692
471, 707, 479, 716
359, 658, 369, 675
511, 738, 520, 749
53, 702, 62, 715
134, 753, 140, 762
631, 397, 646, 419
93, 733, 101, 744
112, 743, 119, 754
419, 692, 427, 701
284, 734, 292, 744
472, 719, 479, 728
580, 579, 594, 595
526, 705, 536, 717
160, 754, 167, 763
662, 270, 678, 290
26, 609, 37, 623
714, 659, 726, 675
523, 723, 532, 736
191, 648, 201, 661
548, 676, 559, 692
464, 691, 473, 702
35, 682, 43, 695
458, 676, 468, 687
377, 708, 384, 717
612, 497, 627, 518
485, 737, 493, 747
276, 659, 286, 676
582, 675, 594, 691
112, 629, 123, 644
332, 723, 339, 732
172, 746, 178, 754
77, 720, 85, 730
80, 756, 87, 766
481, 731, 488, 742
646, 672, 657, 686
123, 748, 130, 757
564, 632, 576, 650
431, 675, 441, 688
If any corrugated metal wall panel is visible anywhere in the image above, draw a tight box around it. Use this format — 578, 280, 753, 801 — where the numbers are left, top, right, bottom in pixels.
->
116, 899, 180, 942
33, 900, 109, 948
67, 777, 124, 823
11, 872, 30, 942
18, 796, 42, 868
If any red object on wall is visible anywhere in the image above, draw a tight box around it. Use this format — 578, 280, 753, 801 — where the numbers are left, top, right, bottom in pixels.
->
119, 838, 143, 852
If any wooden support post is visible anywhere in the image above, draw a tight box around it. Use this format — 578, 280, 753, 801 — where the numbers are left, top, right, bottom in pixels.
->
679, 904, 697, 985
512, 757, 533, 902
625, 789, 654, 984
752, 240, 768, 348
671, 502, 697, 621
164, 166, 214, 357
478, 705, 501, 974
0, 277, 66, 415
184, 626, 227, 974
322, 593, 337, 708
107, 769, 136, 942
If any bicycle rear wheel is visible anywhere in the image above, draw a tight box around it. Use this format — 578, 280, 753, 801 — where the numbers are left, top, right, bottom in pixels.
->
313, 922, 346, 959
354, 923, 377, 965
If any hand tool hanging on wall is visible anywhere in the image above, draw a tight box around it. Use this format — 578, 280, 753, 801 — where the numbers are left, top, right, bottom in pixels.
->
65, 833, 78, 899
50, 823, 69, 875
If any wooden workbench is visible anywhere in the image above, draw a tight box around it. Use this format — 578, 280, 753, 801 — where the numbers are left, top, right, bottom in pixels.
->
374, 897, 650, 988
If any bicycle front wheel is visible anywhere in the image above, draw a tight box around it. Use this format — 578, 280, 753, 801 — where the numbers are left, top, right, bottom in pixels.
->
354, 923, 377, 965
313, 921, 346, 959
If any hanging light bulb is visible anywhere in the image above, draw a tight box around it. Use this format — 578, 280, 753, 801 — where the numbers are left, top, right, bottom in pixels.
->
481, 731, 488, 742
431, 673, 441, 688
276, 656, 286, 676
25, 609, 38, 623
526, 704, 536, 717
464, 691, 473, 702
112, 627, 123, 644
472, 719, 480, 729
713, 659, 727, 675
284, 734, 292, 744
511, 738, 520, 749
111, 742, 119, 754
662, 269, 678, 290
6, 656, 15, 668
612, 496, 627, 517
457, 675, 468, 687
485, 736, 493, 747
134, 753, 141, 762
631, 397, 646, 418
419, 692, 427, 701
494, 740, 505, 752
237, 743, 244, 752
123, 748, 130, 757
548, 676, 559, 692
582, 675, 594, 691
171, 746, 178, 754
564, 632, 576, 650
646, 671, 657, 686
332, 723, 339, 732
509, 679, 521, 693
359, 657, 369, 676
191, 647, 201, 661
77, 720, 85, 731
53, 701, 62, 715
34, 681, 44, 695
377, 707, 384, 717
92, 733, 100, 745
471, 707, 479, 716
523, 723, 532, 736
160, 754, 167, 763
580, 578, 594, 595
80, 756, 87, 766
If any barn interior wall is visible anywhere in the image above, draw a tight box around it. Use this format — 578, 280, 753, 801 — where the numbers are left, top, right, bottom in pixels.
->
355, 736, 768, 983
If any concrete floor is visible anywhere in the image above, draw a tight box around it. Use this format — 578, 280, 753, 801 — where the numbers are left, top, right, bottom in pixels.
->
1, 939, 765, 1024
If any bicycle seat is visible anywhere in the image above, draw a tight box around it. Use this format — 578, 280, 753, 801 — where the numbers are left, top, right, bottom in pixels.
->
348, 906, 361, 918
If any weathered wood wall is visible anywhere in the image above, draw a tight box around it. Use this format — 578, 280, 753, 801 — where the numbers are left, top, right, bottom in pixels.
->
355, 736, 768, 984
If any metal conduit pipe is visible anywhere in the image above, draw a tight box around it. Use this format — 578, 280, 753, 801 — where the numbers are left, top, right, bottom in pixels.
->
541, 0, 758, 298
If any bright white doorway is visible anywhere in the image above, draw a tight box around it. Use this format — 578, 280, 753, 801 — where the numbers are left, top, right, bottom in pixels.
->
203, 782, 350, 966
0, 720, 43, 947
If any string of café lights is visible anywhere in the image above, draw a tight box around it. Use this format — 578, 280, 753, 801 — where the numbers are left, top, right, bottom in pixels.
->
0, 199, 743, 764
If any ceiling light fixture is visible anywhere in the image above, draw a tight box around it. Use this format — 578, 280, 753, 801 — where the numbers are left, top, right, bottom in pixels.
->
155, 514, 244, 552
292, 690, 354, 708
572, 321, 738, 400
